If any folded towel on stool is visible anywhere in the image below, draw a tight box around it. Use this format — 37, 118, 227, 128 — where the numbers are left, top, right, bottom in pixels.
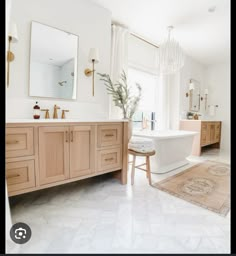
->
128, 136, 155, 153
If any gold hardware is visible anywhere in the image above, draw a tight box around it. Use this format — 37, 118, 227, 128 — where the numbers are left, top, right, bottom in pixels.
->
84, 68, 93, 77
41, 109, 50, 119
65, 131, 69, 142
53, 104, 60, 119
7, 37, 15, 87
84, 60, 95, 96
7, 23, 18, 87
105, 158, 114, 161
61, 109, 69, 119
105, 134, 114, 137
7, 174, 20, 179
71, 131, 73, 142
6, 140, 19, 144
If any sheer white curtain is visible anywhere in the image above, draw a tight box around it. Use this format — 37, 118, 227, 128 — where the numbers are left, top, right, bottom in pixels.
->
157, 72, 180, 130
157, 74, 170, 130
155, 44, 181, 131
109, 24, 129, 119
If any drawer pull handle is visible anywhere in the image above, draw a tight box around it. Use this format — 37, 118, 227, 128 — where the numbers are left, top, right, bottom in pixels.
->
6, 140, 19, 144
65, 131, 69, 142
7, 174, 20, 179
71, 131, 73, 142
105, 134, 114, 137
105, 158, 114, 161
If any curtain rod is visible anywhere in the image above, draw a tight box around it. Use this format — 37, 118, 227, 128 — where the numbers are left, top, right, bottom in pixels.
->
111, 23, 159, 49
130, 32, 159, 49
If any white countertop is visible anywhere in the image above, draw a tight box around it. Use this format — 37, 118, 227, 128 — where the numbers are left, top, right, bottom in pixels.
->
6, 118, 129, 123
180, 119, 221, 122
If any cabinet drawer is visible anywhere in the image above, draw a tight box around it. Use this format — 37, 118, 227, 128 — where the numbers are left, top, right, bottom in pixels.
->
202, 123, 207, 129
97, 147, 122, 172
6, 127, 34, 158
97, 124, 122, 147
6, 160, 35, 193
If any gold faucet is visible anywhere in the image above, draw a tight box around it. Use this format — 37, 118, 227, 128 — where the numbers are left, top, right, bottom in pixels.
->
61, 109, 69, 119
53, 104, 60, 119
41, 109, 50, 119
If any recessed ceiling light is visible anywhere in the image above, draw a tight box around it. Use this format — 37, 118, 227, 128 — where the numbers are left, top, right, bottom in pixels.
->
208, 6, 216, 13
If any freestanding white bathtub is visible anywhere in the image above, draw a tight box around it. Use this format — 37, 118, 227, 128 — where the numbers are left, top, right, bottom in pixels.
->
132, 129, 198, 174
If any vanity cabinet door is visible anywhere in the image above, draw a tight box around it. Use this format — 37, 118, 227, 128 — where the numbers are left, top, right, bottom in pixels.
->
69, 125, 95, 178
39, 126, 70, 185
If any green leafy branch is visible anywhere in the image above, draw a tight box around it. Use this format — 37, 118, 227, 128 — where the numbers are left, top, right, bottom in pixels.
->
97, 70, 142, 119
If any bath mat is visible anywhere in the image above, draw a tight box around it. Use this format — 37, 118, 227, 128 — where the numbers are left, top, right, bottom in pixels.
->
153, 160, 230, 216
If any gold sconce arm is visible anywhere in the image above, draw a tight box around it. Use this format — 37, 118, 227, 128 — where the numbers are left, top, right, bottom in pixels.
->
84, 48, 99, 96
84, 60, 95, 96
7, 37, 15, 87
7, 23, 18, 87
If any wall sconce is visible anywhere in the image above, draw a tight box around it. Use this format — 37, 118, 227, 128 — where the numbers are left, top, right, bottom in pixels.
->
200, 88, 208, 110
84, 48, 99, 96
7, 22, 18, 87
185, 79, 195, 97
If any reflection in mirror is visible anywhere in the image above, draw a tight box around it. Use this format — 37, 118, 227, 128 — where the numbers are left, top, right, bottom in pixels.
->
29, 21, 78, 100
189, 79, 200, 112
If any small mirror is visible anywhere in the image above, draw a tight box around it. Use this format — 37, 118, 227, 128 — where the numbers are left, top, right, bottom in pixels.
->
189, 79, 200, 112
29, 21, 78, 100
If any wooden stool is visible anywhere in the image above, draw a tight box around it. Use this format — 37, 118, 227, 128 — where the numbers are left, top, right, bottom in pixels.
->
128, 149, 156, 185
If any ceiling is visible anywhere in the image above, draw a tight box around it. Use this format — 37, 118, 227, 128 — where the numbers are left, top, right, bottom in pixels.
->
91, 0, 230, 66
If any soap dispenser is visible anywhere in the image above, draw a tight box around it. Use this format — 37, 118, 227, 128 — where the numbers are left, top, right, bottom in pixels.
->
33, 101, 40, 119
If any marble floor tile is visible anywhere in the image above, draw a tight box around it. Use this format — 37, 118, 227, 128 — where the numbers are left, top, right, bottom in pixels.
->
7, 148, 230, 254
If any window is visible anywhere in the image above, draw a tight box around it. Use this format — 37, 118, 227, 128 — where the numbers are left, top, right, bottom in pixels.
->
128, 67, 159, 130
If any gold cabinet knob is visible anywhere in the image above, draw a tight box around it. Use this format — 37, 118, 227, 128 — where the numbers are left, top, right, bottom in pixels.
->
61, 109, 69, 119
41, 109, 50, 119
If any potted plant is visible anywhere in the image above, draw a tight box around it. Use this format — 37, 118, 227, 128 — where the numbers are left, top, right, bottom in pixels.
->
97, 70, 142, 140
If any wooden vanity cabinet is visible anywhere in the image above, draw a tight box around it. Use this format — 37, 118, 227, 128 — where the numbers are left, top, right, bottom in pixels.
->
38, 126, 70, 185
6, 121, 128, 196
6, 126, 36, 195
39, 125, 95, 184
179, 120, 221, 156
69, 125, 95, 178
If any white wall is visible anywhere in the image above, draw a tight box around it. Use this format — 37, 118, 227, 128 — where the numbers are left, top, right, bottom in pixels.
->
168, 55, 206, 130
205, 62, 230, 153
179, 55, 206, 118
7, 0, 111, 119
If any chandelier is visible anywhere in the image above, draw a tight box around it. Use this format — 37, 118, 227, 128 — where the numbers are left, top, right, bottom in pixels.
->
158, 26, 185, 75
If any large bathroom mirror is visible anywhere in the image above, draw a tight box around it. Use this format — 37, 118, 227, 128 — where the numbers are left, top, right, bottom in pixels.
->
29, 21, 78, 100
189, 79, 200, 112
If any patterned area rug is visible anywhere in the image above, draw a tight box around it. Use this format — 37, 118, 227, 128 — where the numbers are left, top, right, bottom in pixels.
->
153, 161, 230, 216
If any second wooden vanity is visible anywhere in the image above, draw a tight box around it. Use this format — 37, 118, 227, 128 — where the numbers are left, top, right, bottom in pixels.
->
179, 120, 222, 156
6, 120, 128, 196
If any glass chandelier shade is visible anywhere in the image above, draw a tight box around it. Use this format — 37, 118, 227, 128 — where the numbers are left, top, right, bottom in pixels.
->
158, 26, 185, 75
